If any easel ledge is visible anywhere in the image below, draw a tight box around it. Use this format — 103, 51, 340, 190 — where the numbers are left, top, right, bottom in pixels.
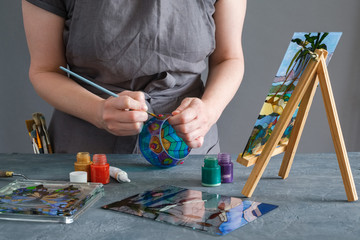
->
237, 145, 287, 167
237, 49, 358, 202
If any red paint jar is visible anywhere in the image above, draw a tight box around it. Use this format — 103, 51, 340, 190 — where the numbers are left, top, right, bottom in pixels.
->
90, 154, 110, 184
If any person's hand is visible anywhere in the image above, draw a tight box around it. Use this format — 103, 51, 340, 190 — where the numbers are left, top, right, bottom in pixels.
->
98, 91, 148, 136
168, 97, 216, 148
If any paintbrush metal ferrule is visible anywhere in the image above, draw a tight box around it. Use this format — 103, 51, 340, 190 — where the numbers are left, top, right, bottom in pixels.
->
13, 173, 29, 180
147, 111, 158, 118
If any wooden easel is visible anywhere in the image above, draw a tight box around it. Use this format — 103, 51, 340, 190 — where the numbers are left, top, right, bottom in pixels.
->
237, 49, 358, 202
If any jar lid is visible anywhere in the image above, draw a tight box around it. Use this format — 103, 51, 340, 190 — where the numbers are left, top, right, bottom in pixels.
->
69, 171, 88, 183
76, 152, 91, 164
217, 153, 231, 164
93, 154, 107, 165
204, 156, 218, 168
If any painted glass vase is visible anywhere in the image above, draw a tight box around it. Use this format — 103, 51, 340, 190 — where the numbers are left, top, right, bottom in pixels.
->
139, 115, 191, 168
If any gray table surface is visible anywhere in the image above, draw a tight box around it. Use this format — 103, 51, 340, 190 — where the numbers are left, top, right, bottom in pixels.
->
0, 153, 360, 240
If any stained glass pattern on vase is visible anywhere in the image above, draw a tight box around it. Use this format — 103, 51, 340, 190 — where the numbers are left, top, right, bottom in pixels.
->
139, 116, 191, 168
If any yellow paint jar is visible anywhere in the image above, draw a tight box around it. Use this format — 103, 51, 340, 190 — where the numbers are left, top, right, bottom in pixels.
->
74, 152, 92, 181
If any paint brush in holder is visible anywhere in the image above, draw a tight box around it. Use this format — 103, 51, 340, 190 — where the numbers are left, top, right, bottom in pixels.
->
25, 113, 53, 154
59, 66, 161, 119
32, 113, 47, 154
25, 119, 40, 154
33, 113, 53, 154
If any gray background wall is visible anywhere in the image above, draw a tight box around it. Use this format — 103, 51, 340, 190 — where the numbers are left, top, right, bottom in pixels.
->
1, 0, 359, 154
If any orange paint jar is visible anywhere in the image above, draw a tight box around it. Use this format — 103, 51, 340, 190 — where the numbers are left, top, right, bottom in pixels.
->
74, 152, 92, 181
90, 154, 110, 184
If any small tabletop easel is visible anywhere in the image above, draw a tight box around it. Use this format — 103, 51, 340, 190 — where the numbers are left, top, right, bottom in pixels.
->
237, 49, 358, 202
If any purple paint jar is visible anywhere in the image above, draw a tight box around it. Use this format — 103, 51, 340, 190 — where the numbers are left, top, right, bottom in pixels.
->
218, 153, 233, 183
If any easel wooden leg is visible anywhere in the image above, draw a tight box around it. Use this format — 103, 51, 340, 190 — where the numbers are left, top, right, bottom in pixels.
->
278, 75, 319, 179
241, 49, 356, 201
317, 57, 358, 202
241, 57, 320, 197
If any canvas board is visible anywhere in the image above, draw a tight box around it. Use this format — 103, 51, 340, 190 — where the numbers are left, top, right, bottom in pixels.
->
241, 32, 342, 159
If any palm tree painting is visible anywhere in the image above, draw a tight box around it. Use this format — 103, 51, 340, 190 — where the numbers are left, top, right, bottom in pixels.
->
242, 32, 342, 158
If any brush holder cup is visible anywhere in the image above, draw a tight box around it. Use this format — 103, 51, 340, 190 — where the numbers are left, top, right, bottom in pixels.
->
139, 115, 191, 168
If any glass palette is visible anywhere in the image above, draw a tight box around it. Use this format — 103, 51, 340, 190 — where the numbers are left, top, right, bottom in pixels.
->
0, 179, 104, 224
102, 185, 277, 236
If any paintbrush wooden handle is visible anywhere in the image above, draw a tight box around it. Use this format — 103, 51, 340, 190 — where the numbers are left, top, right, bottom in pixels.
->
47, 144, 53, 154
0, 170, 14, 177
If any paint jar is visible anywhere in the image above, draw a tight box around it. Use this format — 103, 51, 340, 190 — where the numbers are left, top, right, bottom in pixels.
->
139, 115, 191, 168
90, 154, 110, 184
218, 153, 233, 183
201, 156, 221, 187
74, 152, 92, 181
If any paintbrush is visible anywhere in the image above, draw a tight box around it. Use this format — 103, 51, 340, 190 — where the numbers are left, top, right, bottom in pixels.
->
33, 113, 48, 154
25, 119, 39, 154
0, 170, 28, 180
30, 130, 40, 154
39, 114, 53, 154
59, 66, 160, 118
33, 124, 44, 154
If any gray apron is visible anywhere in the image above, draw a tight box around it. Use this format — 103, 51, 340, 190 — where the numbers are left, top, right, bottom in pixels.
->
43, 0, 220, 154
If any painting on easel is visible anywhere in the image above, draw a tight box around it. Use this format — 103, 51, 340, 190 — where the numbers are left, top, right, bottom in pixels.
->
241, 32, 342, 160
